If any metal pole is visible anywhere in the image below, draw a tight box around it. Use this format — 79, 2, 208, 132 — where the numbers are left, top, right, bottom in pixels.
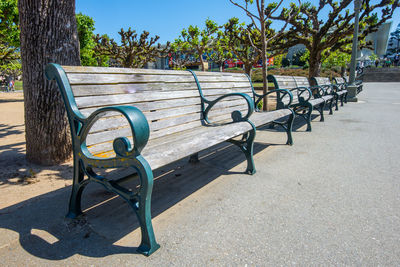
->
349, 0, 362, 85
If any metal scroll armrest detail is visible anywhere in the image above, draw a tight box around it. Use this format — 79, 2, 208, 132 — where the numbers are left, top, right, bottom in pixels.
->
292, 87, 312, 103
188, 70, 254, 124
203, 92, 255, 123
79, 106, 150, 163
253, 89, 293, 110
310, 85, 328, 98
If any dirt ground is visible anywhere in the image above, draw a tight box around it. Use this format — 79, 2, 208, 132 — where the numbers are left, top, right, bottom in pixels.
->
0, 92, 73, 210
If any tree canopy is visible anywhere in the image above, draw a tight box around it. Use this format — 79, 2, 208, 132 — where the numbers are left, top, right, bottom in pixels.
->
271, 0, 399, 78
173, 19, 219, 71
0, 0, 20, 77
94, 27, 169, 68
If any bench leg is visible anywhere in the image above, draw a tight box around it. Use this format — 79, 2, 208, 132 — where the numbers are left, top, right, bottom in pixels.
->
189, 153, 200, 163
269, 109, 294, 145
344, 92, 348, 104
66, 159, 87, 219
285, 110, 295, 145
318, 101, 325, 122
129, 155, 161, 256
305, 104, 313, 132
328, 98, 334, 115
334, 95, 339, 111
229, 125, 256, 175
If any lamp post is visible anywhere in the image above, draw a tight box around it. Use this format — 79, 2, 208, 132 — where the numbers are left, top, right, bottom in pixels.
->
348, 0, 362, 102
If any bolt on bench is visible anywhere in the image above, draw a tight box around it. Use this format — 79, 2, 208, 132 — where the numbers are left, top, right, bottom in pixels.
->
45, 64, 293, 256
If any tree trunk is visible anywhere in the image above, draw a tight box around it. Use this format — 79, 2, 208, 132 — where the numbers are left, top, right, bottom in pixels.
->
308, 51, 322, 82
198, 50, 205, 71
19, 0, 80, 165
244, 63, 252, 77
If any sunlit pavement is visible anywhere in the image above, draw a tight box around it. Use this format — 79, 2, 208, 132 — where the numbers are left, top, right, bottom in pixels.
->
0, 82, 399, 265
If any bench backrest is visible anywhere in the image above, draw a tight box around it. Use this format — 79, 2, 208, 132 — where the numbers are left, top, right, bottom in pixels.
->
53, 66, 253, 157
192, 71, 253, 122
292, 76, 311, 88
267, 75, 297, 90
333, 77, 346, 84
311, 77, 331, 86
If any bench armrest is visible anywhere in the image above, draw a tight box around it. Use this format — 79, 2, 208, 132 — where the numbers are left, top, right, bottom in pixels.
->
203, 92, 254, 123
310, 85, 330, 97
80, 106, 150, 160
291, 87, 313, 102
253, 89, 293, 109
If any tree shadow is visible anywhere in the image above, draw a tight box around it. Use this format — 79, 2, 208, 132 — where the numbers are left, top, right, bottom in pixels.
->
0, 138, 284, 260
0, 123, 24, 138
0, 98, 24, 103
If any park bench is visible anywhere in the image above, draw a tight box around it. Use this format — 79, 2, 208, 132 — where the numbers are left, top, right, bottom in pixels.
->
333, 77, 349, 101
310, 76, 347, 110
343, 76, 363, 94
267, 75, 332, 132
292, 76, 335, 114
45, 64, 294, 256
191, 70, 295, 145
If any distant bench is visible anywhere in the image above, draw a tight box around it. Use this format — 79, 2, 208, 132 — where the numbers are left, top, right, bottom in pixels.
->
45, 64, 294, 256
267, 75, 334, 131
341, 76, 363, 95
310, 76, 347, 110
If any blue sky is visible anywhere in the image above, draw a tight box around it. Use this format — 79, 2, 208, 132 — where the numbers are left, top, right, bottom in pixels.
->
76, 0, 400, 44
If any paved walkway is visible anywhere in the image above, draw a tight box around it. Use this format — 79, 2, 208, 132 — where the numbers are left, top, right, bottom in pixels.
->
0, 83, 399, 266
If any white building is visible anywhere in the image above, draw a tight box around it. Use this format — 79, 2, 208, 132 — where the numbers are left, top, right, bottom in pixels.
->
358, 21, 392, 59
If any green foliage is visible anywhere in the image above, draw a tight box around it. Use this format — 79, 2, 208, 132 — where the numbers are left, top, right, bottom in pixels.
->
94, 28, 170, 68
369, 52, 379, 62
322, 49, 351, 69
273, 54, 284, 68
0, 0, 20, 75
0, 0, 19, 47
174, 19, 219, 71
208, 30, 233, 71
257, 99, 263, 110
271, 0, 398, 77
223, 17, 261, 75
76, 13, 97, 66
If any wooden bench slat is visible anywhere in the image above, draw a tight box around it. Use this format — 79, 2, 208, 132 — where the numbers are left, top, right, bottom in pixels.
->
79, 97, 201, 117
63, 65, 189, 75
67, 73, 195, 85
74, 90, 200, 109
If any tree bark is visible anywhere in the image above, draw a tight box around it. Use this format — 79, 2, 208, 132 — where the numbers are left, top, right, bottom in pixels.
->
308, 50, 322, 82
244, 63, 252, 77
19, 0, 80, 165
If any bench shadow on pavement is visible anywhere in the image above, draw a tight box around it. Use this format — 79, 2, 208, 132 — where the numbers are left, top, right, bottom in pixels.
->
0, 129, 292, 260
0, 112, 322, 259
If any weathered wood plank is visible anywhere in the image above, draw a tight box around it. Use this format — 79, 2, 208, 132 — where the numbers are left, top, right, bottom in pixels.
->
71, 82, 198, 96
79, 97, 201, 117
67, 73, 195, 85
74, 90, 200, 109
63, 65, 189, 75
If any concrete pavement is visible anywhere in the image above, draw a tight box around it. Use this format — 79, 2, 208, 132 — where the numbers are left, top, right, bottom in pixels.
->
0, 82, 399, 266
